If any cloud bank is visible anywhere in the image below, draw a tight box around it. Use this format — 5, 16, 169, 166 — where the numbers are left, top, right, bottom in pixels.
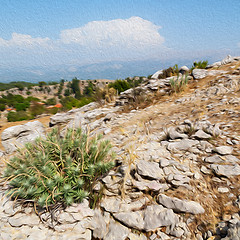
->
0, 17, 168, 68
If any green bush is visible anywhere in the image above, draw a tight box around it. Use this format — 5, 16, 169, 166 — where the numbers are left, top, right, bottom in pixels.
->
15, 102, 29, 112
45, 98, 56, 106
191, 60, 208, 70
0, 103, 5, 111
7, 111, 29, 122
108, 79, 130, 93
3, 128, 115, 208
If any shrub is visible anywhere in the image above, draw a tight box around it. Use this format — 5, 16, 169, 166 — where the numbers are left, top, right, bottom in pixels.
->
3, 128, 115, 208
170, 74, 189, 93
191, 60, 208, 70
7, 111, 29, 122
108, 79, 130, 93
45, 98, 56, 106
29, 102, 45, 117
0, 103, 5, 111
15, 102, 29, 112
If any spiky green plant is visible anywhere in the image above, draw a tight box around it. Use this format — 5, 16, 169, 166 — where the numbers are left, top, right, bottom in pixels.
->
3, 127, 115, 208
170, 73, 189, 93
191, 60, 208, 71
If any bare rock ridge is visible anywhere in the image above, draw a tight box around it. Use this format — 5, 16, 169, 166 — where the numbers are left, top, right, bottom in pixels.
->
0, 55, 240, 239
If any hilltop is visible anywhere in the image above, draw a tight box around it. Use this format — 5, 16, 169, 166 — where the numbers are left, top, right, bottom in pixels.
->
0, 55, 240, 239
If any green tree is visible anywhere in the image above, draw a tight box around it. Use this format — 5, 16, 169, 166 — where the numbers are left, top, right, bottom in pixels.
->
71, 78, 81, 99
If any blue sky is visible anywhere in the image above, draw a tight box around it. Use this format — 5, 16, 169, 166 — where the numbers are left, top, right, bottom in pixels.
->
0, 0, 240, 82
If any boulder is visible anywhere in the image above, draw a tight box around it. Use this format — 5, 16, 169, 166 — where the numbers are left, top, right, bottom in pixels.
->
167, 127, 188, 140
152, 70, 163, 79
158, 194, 205, 214
136, 160, 164, 180
214, 146, 233, 155
192, 130, 211, 140
1, 121, 45, 153
192, 69, 208, 79
143, 204, 179, 231
179, 66, 189, 75
167, 139, 199, 151
104, 219, 130, 240
49, 102, 97, 126
210, 164, 240, 177
221, 55, 234, 65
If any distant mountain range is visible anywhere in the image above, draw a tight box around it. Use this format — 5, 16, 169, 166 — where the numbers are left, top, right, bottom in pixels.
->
0, 56, 219, 83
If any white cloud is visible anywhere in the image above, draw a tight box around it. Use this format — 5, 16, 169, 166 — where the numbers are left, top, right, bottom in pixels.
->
0, 17, 168, 67
60, 17, 164, 48
0, 33, 50, 48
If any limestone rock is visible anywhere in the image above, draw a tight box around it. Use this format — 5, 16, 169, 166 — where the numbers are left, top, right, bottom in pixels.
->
210, 164, 240, 177
221, 55, 234, 65
192, 129, 211, 140
104, 219, 130, 240
205, 155, 224, 163
90, 209, 110, 239
152, 70, 163, 79
136, 160, 164, 180
8, 213, 40, 227
167, 139, 199, 151
1, 121, 45, 153
113, 211, 144, 230
167, 127, 188, 140
214, 146, 233, 155
179, 66, 189, 75
158, 194, 205, 214
143, 204, 179, 231
192, 69, 208, 79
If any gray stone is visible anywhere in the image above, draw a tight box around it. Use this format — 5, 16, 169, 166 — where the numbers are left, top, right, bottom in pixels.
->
205, 155, 224, 163
133, 179, 169, 192
113, 211, 144, 230
100, 197, 121, 213
90, 209, 110, 239
218, 187, 229, 193
221, 55, 235, 65
192, 69, 208, 79
167, 139, 199, 151
136, 160, 164, 180
167, 127, 188, 140
104, 219, 130, 240
128, 233, 147, 240
214, 146, 233, 155
179, 66, 189, 75
143, 204, 179, 231
1, 121, 45, 153
8, 213, 40, 227
192, 130, 211, 140
200, 166, 211, 174
158, 194, 205, 214
57, 212, 76, 224
210, 164, 240, 177
49, 102, 97, 126
152, 70, 163, 79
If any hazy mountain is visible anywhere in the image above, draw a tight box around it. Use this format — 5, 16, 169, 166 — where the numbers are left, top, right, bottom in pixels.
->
0, 56, 218, 83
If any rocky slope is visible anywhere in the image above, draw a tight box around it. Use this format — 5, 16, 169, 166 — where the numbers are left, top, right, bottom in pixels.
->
0, 55, 240, 239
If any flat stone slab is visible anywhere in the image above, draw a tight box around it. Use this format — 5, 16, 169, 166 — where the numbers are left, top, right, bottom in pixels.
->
214, 146, 233, 155
210, 164, 240, 177
136, 160, 164, 180
158, 194, 205, 214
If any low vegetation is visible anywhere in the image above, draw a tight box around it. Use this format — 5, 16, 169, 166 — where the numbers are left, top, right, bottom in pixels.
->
3, 127, 115, 209
191, 60, 208, 70
170, 74, 189, 93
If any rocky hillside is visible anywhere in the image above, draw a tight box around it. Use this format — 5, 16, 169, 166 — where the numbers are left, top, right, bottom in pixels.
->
0, 55, 240, 239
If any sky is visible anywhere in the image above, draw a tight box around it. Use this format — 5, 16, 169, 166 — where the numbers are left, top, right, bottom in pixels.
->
0, 0, 240, 82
